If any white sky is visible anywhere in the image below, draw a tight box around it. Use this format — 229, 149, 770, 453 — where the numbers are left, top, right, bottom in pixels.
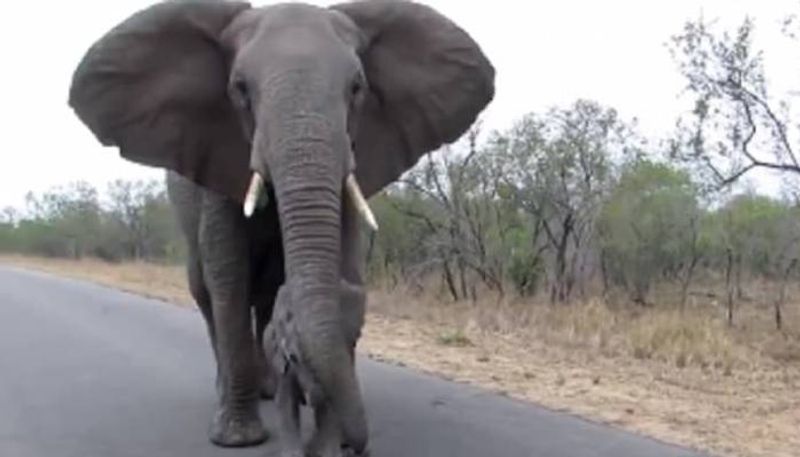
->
0, 0, 797, 209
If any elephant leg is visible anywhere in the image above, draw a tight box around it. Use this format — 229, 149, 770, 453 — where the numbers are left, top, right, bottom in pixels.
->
306, 401, 340, 457
186, 250, 224, 395
188, 254, 215, 345
253, 285, 279, 399
246, 200, 284, 400
340, 191, 367, 345
338, 192, 370, 456
199, 191, 267, 448
339, 281, 366, 359
308, 400, 368, 457
251, 242, 283, 399
340, 195, 368, 365
276, 365, 304, 457
167, 172, 229, 403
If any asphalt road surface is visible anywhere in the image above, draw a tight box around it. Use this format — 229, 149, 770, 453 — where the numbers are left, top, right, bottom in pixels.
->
0, 265, 706, 457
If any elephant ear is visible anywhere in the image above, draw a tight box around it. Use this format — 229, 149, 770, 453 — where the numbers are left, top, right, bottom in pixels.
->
69, 1, 252, 203
331, 0, 495, 196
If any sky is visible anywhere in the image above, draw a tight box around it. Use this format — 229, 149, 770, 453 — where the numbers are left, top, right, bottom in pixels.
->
0, 0, 797, 209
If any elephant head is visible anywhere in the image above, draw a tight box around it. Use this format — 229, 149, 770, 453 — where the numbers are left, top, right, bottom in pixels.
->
68, 0, 494, 451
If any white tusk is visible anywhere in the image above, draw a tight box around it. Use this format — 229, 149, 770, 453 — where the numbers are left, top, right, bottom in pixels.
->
346, 174, 378, 231
243, 172, 265, 218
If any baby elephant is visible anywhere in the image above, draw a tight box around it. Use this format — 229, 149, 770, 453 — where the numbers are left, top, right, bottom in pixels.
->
266, 281, 367, 457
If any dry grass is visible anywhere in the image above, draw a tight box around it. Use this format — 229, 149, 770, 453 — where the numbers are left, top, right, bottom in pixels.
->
365, 284, 800, 457
0, 255, 191, 305
3, 255, 799, 457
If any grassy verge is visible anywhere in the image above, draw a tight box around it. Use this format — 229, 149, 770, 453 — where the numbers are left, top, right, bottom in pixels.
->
3, 255, 798, 457
1, 255, 192, 305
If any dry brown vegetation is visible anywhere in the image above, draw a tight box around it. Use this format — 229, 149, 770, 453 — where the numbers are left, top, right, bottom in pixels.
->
366, 283, 800, 457
1, 255, 192, 305
3, 255, 798, 457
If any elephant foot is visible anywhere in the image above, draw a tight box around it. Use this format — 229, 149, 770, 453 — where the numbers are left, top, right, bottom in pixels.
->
306, 435, 369, 457
304, 446, 369, 457
341, 446, 370, 457
209, 406, 268, 447
336, 444, 370, 457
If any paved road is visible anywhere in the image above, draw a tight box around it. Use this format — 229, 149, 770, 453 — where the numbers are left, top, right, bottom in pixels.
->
0, 266, 705, 457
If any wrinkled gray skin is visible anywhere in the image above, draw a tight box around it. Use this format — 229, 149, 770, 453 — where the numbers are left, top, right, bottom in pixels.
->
266, 280, 366, 457
166, 167, 366, 452
68, 0, 494, 454
166, 171, 284, 400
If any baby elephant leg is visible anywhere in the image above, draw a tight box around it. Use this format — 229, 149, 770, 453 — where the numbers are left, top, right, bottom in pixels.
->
276, 363, 304, 457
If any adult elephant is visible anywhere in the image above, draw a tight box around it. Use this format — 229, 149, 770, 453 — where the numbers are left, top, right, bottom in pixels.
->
68, 0, 494, 452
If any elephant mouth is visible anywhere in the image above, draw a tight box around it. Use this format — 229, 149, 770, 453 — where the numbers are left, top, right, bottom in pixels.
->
242, 170, 378, 233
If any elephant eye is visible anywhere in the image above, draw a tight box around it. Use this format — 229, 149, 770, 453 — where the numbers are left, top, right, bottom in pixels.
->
232, 78, 251, 111
350, 80, 362, 97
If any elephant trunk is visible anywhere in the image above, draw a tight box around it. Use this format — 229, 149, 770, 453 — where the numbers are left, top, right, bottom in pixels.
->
265, 115, 367, 452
